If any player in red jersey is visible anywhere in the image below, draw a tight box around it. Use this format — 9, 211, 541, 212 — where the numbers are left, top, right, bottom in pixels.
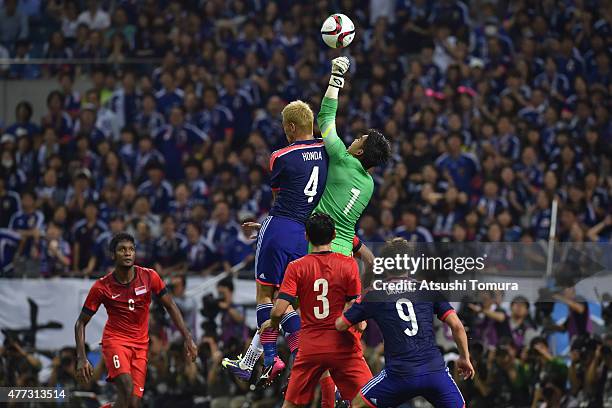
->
74, 232, 198, 408
259, 213, 372, 407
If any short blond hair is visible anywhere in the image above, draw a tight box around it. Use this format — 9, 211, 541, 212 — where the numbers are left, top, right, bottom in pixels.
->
281, 100, 314, 133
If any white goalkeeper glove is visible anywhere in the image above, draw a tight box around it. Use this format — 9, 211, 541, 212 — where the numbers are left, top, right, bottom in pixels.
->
329, 56, 350, 89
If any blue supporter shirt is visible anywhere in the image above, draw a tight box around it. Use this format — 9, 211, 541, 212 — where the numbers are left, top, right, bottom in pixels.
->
394, 226, 434, 243
0, 229, 20, 275
343, 277, 455, 377
137, 180, 174, 214
531, 208, 552, 241
493, 134, 521, 161
0, 190, 21, 228
195, 105, 234, 142
252, 112, 286, 151
155, 88, 184, 117
9, 210, 44, 256
153, 234, 188, 267
185, 239, 215, 272
204, 220, 240, 254
222, 233, 255, 268
268, 139, 328, 225
5, 122, 40, 139
5, 169, 27, 192
135, 111, 165, 136
435, 152, 479, 194
94, 231, 113, 272
154, 124, 208, 180
219, 89, 254, 142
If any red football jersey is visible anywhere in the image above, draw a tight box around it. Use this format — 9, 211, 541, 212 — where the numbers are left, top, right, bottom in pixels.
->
82, 266, 167, 348
278, 251, 361, 355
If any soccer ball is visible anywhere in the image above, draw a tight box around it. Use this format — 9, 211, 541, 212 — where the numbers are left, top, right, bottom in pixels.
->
321, 13, 355, 49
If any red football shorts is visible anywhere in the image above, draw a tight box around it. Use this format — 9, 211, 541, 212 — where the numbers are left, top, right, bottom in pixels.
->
102, 343, 148, 397
285, 351, 372, 405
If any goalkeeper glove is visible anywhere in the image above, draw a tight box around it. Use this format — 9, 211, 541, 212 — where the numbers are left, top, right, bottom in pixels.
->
329, 56, 350, 89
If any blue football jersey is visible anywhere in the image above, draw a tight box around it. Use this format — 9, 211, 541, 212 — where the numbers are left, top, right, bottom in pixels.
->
268, 139, 328, 224
0, 228, 20, 274
344, 277, 455, 377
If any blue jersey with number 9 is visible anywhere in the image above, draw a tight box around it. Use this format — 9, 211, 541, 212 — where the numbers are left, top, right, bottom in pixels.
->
269, 139, 328, 224
343, 277, 456, 377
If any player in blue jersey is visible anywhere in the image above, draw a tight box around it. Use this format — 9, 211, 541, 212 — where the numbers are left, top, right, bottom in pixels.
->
222, 100, 328, 385
337, 238, 474, 408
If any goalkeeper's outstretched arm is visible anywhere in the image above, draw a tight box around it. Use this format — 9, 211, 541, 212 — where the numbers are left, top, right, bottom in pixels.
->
318, 57, 350, 160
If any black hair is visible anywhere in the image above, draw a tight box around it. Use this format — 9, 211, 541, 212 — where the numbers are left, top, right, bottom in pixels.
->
360, 129, 391, 170
305, 213, 335, 246
21, 190, 37, 200
401, 206, 419, 217
120, 126, 136, 135
122, 69, 136, 79
15, 101, 33, 120
217, 276, 234, 292
145, 160, 164, 172
184, 158, 200, 169
511, 295, 530, 309
529, 336, 547, 349
46, 90, 65, 106
161, 214, 176, 224
170, 105, 186, 114
203, 86, 218, 97
85, 88, 99, 99
175, 274, 187, 288
379, 238, 415, 276
109, 232, 135, 254
186, 221, 201, 234
448, 131, 463, 141
46, 220, 60, 229
109, 214, 125, 223
58, 71, 74, 82
84, 200, 97, 209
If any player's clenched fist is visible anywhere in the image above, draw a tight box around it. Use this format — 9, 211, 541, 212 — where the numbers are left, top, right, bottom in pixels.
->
329, 56, 350, 88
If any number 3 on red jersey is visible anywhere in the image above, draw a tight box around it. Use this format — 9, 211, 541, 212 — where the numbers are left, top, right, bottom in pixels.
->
313, 278, 329, 319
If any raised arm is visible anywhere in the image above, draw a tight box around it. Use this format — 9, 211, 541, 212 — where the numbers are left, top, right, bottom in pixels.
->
319, 57, 351, 160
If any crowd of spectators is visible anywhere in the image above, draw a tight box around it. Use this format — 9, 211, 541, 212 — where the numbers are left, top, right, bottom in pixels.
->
0, 0, 611, 407
1, 0, 611, 279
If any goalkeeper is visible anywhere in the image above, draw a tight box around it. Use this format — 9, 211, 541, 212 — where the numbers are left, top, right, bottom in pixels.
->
314, 56, 391, 255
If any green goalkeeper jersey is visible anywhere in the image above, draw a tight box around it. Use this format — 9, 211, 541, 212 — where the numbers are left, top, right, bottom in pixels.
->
313, 96, 374, 256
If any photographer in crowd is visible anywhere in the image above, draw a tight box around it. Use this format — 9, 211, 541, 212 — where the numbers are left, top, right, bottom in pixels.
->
0, 335, 41, 388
